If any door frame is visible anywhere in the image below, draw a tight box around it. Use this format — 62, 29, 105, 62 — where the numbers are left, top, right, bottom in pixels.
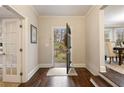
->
99, 5, 108, 73
2, 5, 25, 83
51, 26, 67, 67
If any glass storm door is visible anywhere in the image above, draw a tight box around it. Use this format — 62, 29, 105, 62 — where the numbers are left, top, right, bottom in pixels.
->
66, 23, 71, 74
2, 19, 21, 82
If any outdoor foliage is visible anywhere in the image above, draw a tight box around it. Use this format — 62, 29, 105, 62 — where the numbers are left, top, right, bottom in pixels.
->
54, 28, 66, 63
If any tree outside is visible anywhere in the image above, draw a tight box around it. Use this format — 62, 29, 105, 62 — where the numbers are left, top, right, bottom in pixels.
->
54, 28, 66, 63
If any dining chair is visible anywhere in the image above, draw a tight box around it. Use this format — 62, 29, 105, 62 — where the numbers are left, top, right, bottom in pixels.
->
105, 41, 118, 64
121, 42, 124, 62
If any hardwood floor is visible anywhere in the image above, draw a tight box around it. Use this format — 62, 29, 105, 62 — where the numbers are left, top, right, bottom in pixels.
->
19, 68, 94, 87
101, 68, 124, 87
91, 76, 112, 87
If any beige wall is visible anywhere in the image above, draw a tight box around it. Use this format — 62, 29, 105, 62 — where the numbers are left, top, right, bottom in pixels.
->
7, 5, 104, 81
10, 5, 39, 82
0, 20, 2, 66
38, 16, 86, 67
85, 6, 101, 75
0, 20, 2, 43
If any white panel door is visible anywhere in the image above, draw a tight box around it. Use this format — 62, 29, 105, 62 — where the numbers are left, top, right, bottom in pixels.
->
2, 19, 21, 82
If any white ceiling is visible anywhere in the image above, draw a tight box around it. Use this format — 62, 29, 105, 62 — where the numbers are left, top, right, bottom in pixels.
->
33, 5, 92, 16
105, 5, 124, 26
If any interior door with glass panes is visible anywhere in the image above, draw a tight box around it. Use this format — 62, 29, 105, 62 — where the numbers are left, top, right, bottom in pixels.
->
2, 19, 21, 82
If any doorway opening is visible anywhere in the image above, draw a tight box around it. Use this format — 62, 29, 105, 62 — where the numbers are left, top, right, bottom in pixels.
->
47, 24, 77, 76
53, 27, 66, 68
104, 6, 124, 73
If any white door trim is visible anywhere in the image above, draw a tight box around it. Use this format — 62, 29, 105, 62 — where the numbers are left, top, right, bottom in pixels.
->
99, 6, 107, 72
51, 26, 73, 68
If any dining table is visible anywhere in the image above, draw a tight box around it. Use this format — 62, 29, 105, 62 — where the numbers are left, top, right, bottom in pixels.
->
113, 47, 124, 65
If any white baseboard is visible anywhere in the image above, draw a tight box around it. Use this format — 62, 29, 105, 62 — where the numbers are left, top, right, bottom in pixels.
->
86, 67, 97, 76
100, 66, 106, 72
27, 65, 39, 81
0, 64, 3, 68
86, 63, 99, 76
90, 78, 99, 87
71, 63, 86, 68
39, 63, 86, 68
99, 73, 118, 87
39, 64, 53, 68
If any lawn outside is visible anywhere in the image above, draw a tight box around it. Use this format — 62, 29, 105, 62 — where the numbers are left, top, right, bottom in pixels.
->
54, 41, 66, 63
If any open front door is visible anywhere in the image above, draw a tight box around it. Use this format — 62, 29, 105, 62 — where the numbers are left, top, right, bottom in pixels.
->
65, 23, 72, 74
2, 19, 22, 82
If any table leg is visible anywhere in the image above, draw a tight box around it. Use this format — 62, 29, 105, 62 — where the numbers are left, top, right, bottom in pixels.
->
105, 55, 107, 61
119, 50, 122, 65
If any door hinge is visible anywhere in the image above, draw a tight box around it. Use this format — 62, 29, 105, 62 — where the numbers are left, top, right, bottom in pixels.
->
20, 72, 23, 76
20, 48, 23, 52
20, 25, 22, 28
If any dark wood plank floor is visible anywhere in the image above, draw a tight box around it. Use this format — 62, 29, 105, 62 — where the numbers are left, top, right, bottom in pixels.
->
101, 68, 124, 87
91, 76, 112, 87
19, 68, 94, 87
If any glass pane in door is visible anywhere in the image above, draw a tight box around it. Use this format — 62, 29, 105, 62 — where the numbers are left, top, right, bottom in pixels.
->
3, 21, 18, 76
